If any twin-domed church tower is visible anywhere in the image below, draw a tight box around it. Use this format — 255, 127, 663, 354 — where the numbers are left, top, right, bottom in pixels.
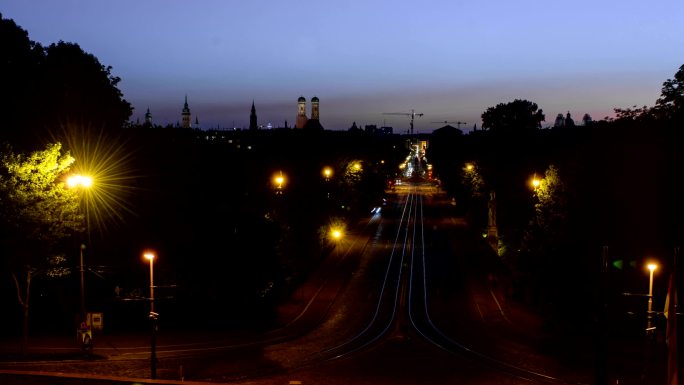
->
295, 96, 323, 129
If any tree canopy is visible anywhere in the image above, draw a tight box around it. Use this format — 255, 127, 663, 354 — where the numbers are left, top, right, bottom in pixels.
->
481, 99, 545, 134
654, 64, 684, 122
0, 15, 132, 148
0, 142, 83, 352
0, 143, 83, 263
614, 64, 684, 124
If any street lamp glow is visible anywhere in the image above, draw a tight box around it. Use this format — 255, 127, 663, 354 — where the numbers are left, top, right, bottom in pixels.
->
67, 174, 93, 188
331, 228, 343, 240
353, 163, 362, 171
273, 171, 286, 189
323, 167, 333, 180
531, 175, 541, 189
143, 250, 158, 379
465, 163, 474, 171
646, 261, 658, 335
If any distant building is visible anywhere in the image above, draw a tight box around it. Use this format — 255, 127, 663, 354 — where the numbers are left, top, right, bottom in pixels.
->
565, 111, 575, 127
554, 113, 565, 128
311, 96, 320, 120
296, 96, 324, 130
144, 107, 153, 126
364, 124, 377, 133
432, 124, 463, 136
553, 111, 578, 128
295, 96, 308, 128
249, 101, 258, 130
181, 95, 191, 129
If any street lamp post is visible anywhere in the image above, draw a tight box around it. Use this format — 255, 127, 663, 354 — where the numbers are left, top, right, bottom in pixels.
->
79, 244, 86, 319
646, 263, 657, 335
67, 174, 93, 350
144, 252, 157, 379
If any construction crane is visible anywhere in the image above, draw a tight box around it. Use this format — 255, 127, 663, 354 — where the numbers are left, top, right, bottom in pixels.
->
383, 109, 424, 135
431, 120, 467, 129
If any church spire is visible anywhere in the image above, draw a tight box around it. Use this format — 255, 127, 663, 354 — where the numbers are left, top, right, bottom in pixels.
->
249, 100, 258, 130
181, 95, 191, 128
144, 107, 152, 125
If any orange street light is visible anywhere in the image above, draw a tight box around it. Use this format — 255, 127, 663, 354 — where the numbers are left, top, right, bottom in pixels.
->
646, 262, 658, 335
67, 173, 94, 336
330, 228, 343, 240
273, 172, 286, 193
465, 163, 474, 172
143, 251, 158, 379
323, 167, 333, 181
531, 174, 541, 190
143, 252, 155, 312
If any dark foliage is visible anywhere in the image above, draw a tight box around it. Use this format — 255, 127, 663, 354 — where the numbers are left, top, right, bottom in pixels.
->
0, 15, 131, 150
481, 99, 545, 134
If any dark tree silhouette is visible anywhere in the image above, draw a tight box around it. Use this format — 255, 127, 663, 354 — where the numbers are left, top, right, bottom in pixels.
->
481, 99, 545, 134
0, 15, 132, 148
654, 64, 684, 122
0, 15, 44, 145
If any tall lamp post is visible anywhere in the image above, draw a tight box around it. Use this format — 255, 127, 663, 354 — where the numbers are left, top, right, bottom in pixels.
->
144, 252, 157, 379
67, 174, 93, 349
646, 263, 657, 335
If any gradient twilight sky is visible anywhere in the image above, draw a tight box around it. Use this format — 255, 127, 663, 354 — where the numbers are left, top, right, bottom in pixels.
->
2, 1, 683, 132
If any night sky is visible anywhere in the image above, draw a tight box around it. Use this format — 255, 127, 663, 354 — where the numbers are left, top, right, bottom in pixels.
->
2, 0, 683, 132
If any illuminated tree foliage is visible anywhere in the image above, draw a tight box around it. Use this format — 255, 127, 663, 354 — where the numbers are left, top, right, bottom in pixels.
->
0, 143, 83, 353
532, 165, 567, 234
461, 163, 485, 199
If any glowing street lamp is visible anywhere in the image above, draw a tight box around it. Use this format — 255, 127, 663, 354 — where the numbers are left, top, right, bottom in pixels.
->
273, 171, 286, 193
330, 228, 343, 241
67, 174, 93, 189
143, 251, 158, 379
143, 252, 156, 312
465, 163, 474, 172
66, 174, 93, 332
646, 262, 658, 335
330, 227, 344, 258
323, 167, 333, 181
531, 174, 541, 190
